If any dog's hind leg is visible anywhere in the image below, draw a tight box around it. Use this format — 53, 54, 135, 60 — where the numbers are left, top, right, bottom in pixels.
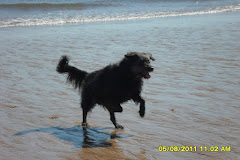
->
81, 100, 94, 127
108, 109, 124, 129
82, 109, 88, 127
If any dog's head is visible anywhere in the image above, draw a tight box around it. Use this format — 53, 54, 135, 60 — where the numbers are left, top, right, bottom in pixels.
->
125, 52, 155, 79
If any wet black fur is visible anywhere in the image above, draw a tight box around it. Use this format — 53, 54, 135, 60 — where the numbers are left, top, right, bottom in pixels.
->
56, 52, 155, 129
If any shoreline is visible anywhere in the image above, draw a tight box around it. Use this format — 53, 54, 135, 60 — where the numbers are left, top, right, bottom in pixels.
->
0, 10, 239, 29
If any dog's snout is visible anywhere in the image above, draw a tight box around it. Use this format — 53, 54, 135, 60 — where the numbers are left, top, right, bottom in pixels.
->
148, 66, 154, 72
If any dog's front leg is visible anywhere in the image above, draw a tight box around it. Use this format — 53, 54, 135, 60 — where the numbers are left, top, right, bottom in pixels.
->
109, 110, 124, 129
113, 104, 123, 112
133, 95, 145, 117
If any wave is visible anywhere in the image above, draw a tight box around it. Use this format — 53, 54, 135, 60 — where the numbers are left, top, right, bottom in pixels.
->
0, 4, 239, 28
0, 2, 111, 8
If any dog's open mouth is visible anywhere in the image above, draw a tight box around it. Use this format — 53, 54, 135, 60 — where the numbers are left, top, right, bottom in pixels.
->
143, 67, 154, 79
143, 72, 151, 79
135, 66, 154, 79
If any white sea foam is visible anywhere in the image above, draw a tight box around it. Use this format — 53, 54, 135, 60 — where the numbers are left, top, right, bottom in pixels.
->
0, 4, 239, 27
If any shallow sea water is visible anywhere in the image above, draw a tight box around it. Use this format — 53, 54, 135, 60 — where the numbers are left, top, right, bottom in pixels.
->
0, 12, 240, 160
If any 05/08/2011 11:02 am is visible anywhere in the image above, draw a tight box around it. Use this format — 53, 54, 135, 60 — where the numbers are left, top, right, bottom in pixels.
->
158, 146, 231, 152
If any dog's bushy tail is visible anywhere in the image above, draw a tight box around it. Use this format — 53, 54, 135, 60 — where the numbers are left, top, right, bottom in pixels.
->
56, 56, 88, 89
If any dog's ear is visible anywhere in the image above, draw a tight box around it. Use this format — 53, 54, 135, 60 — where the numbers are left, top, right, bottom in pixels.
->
149, 53, 155, 61
125, 52, 139, 60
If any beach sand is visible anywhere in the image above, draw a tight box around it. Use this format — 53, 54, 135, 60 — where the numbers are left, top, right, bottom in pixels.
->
0, 12, 240, 160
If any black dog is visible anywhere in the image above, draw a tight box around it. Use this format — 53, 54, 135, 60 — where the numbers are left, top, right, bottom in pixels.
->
56, 52, 155, 129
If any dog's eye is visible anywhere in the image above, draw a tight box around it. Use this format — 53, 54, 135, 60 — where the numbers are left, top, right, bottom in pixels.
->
143, 60, 150, 64
139, 60, 149, 66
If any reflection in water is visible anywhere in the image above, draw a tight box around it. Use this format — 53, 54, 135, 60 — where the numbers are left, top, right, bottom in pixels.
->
73, 129, 140, 160
14, 126, 131, 148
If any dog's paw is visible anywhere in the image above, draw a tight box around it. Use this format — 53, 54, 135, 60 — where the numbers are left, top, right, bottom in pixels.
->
115, 124, 124, 129
139, 109, 145, 117
81, 122, 88, 127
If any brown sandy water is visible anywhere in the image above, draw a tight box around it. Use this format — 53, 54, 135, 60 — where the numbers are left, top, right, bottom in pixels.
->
0, 12, 240, 160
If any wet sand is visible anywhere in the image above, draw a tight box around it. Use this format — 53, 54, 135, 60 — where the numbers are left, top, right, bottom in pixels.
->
0, 12, 240, 160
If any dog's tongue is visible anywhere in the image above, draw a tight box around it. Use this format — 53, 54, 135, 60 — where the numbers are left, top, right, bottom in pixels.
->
146, 73, 151, 79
